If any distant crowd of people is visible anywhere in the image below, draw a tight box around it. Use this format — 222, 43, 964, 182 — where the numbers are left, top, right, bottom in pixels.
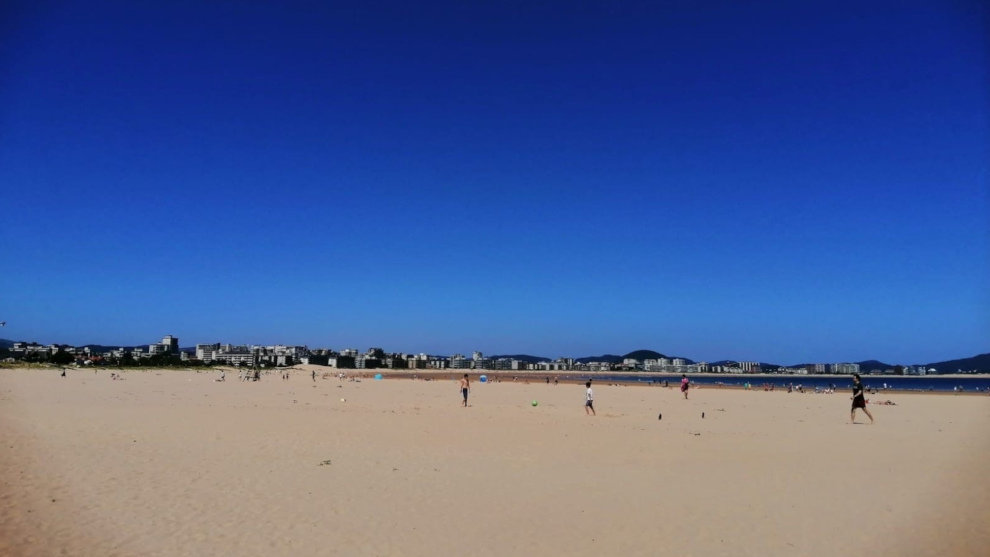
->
85, 366, 990, 422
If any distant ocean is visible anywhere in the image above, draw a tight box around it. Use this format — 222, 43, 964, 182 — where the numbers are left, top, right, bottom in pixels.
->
562, 374, 990, 393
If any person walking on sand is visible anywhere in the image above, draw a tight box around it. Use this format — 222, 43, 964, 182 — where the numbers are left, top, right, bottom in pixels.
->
460, 374, 470, 407
312, 369, 316, 382
850, 373, 874, 424
681, 374, 689, 399
585, 381, 596, 416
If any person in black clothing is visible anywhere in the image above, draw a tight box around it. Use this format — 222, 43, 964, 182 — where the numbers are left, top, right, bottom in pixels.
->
850, 373, 874, 424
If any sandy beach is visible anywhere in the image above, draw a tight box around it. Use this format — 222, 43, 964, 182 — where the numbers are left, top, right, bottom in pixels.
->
2, 366, 988, 557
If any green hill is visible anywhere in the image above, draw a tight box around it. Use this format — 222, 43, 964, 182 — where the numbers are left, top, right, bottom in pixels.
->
623, 350, 666, 361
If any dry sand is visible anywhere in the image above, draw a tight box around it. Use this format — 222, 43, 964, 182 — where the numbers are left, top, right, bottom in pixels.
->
2, 366, 988, 557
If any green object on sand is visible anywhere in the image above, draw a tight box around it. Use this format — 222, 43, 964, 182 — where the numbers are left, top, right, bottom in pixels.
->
531, 400, 538, 406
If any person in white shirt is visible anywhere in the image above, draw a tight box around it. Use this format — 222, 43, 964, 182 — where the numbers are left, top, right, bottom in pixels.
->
585, 381, 595, 416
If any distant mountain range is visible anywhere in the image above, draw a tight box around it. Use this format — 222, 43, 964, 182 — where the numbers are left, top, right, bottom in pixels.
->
922, 353, 990, 374
853, 360, 893, 371
1, 339, 987, 372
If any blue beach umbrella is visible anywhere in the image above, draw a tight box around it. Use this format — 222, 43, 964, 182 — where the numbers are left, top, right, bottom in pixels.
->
479, 375, 487, 383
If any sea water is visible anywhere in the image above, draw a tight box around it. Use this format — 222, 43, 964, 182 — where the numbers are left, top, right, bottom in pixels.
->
559, 374, 990, 393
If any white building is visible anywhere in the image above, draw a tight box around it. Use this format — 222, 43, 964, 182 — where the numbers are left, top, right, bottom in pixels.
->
829, 363, 860, 375
196, 344, 220, 362
162, 335, 179, 354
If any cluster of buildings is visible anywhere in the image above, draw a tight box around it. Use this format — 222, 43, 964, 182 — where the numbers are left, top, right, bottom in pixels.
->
8, 335, 180, 361
3, 335, 935, 375
782, 362, 933, 376
195, 343, 306, 367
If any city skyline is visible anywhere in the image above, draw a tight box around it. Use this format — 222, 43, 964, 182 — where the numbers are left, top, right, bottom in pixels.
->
2, 331, 986, 370
2, 2, 987, 365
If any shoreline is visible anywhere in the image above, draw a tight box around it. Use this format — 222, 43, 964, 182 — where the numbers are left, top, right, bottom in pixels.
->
6, 365, 988, 395
6, 362, 988, 379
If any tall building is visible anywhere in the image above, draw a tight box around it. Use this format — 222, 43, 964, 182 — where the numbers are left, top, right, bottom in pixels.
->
162, 335, 179, 354
830, 363, 860, 375
196, 344, 221, 362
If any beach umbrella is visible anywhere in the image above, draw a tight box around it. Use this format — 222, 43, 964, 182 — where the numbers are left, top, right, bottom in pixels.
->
479, 375, 487, 383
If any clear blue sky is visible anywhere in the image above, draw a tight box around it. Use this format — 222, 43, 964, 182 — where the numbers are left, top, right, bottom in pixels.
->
1, 1, 987, 365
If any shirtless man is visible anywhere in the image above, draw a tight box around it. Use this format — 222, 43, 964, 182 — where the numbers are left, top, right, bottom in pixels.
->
460, 374, 470, 407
